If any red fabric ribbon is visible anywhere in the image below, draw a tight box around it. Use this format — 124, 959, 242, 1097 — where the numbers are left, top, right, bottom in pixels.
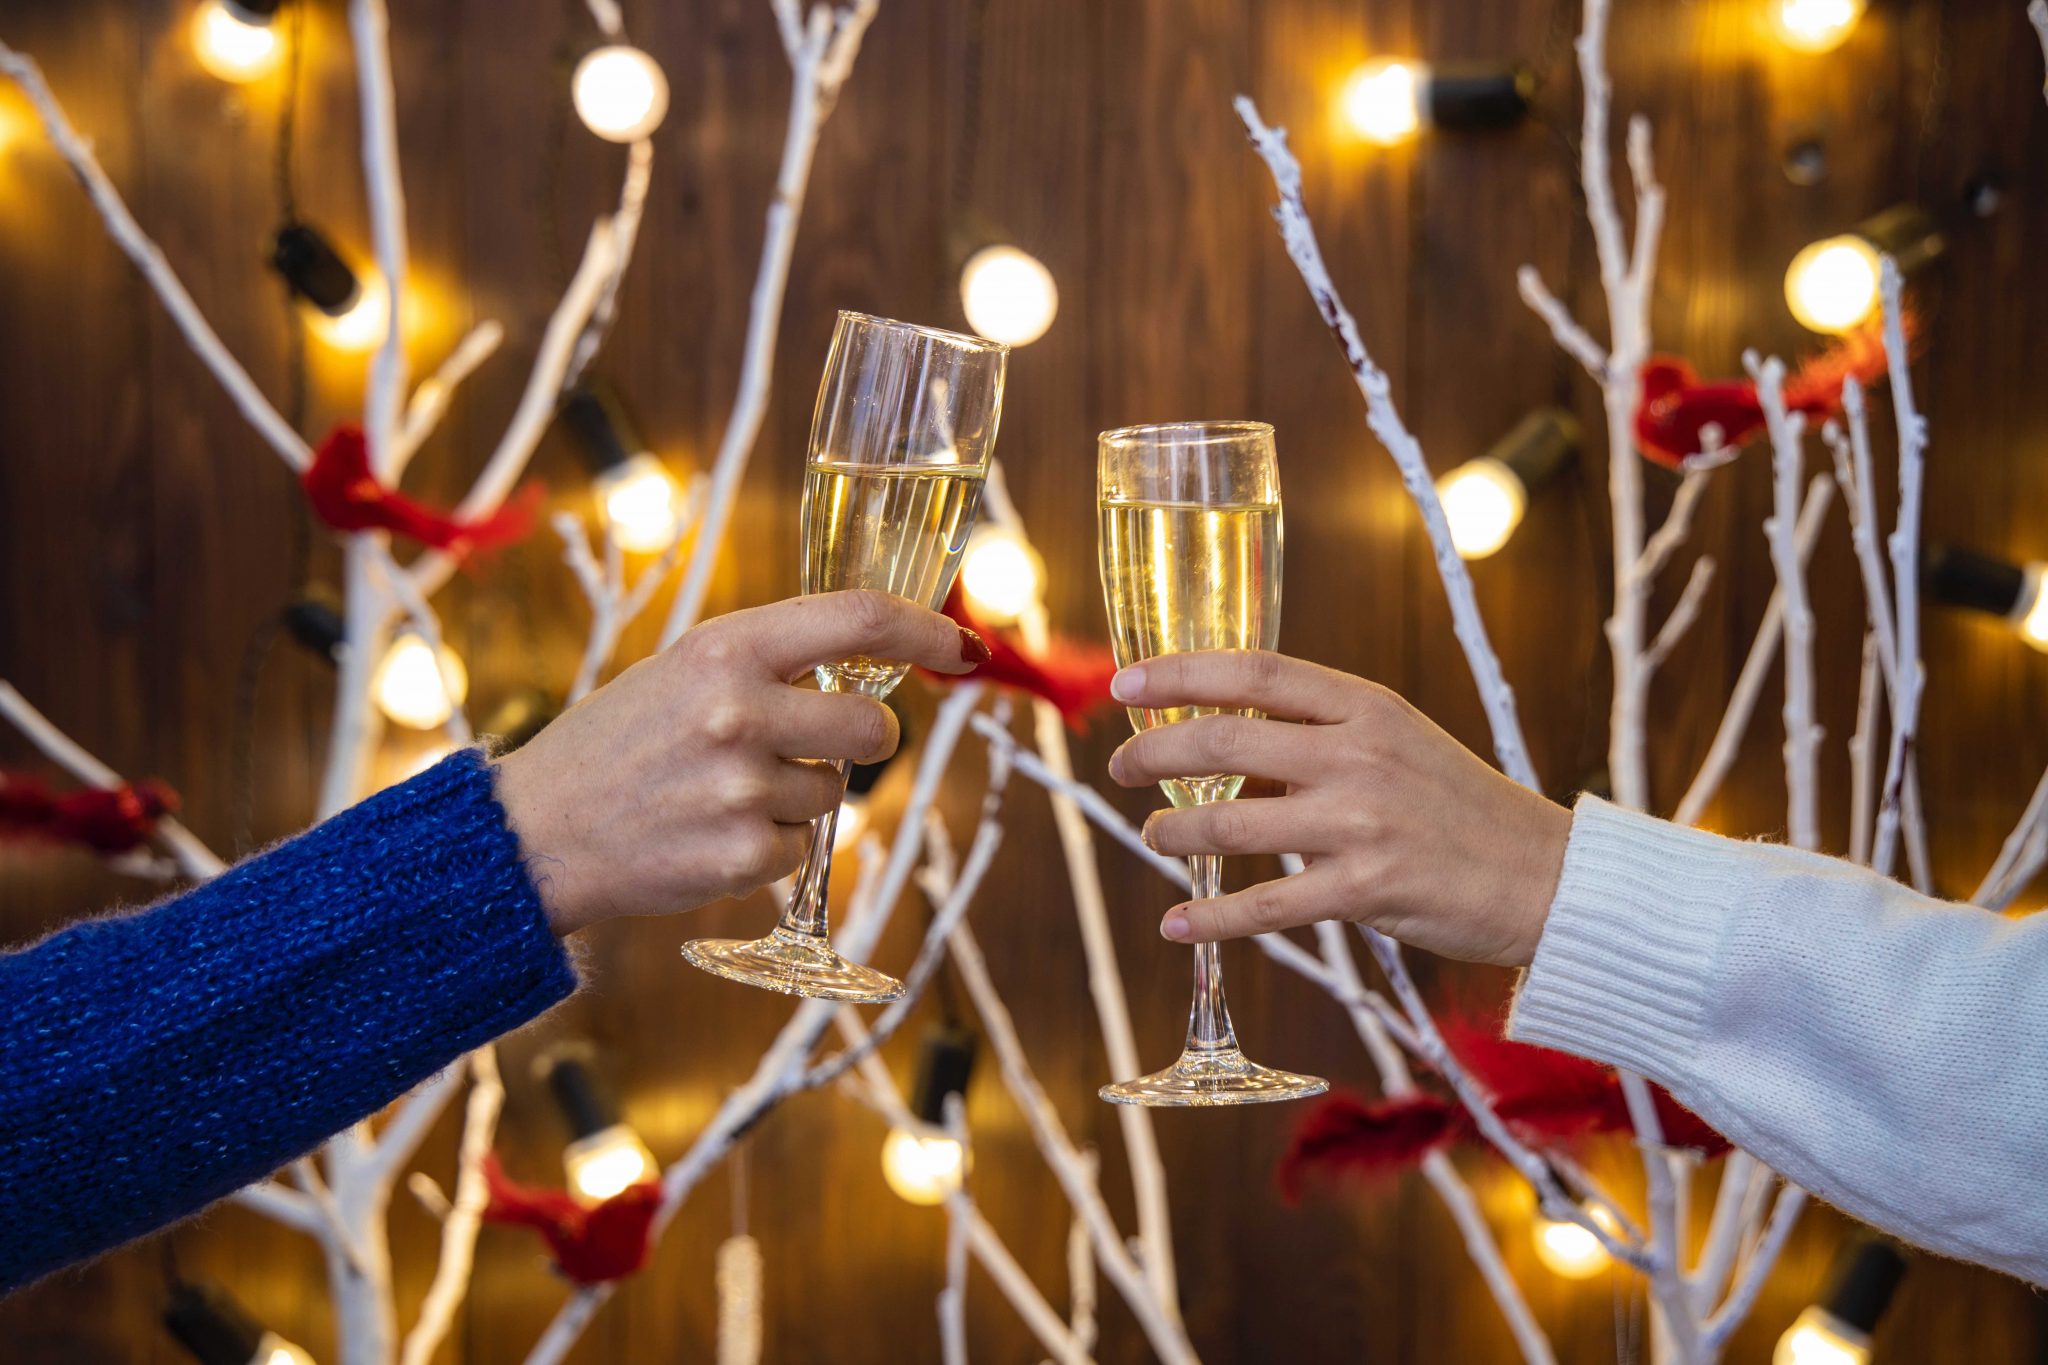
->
1633, 322, 1897, 468
302, 423, 541, 554
481, 1155, 661, 1285
0, 771, 177, 856
928, 585, 1120, 728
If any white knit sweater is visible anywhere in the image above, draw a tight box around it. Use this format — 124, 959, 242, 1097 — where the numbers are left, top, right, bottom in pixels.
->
1508, 795, 2048, 1285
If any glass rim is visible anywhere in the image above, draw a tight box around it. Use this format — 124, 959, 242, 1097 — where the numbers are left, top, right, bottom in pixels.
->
1098, 419, 1276, 446
835, 309, 1012, 356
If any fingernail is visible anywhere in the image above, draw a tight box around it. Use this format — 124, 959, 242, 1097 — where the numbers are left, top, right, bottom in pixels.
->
1111, 664, 1145, 702
1139, 812, 1158, 848
1161, 910, 1191, 941
958, 627, 992, 664
1109, 744, 1129, 783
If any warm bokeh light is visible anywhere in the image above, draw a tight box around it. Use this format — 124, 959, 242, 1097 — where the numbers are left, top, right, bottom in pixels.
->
959, 525, 1044, 624
572, 45, 670, 143
959, 245, 1059, 346
1774, 1308, 1869, 1365
1340, 59, 1425, 145
305, 275, 390, 354
881, 1127, 966, 1206
1784, 235, 1882, 333
2017, 564, 2048, 653
563, 1122, 657, 1204
597, 452, 684, 554
832, 794, 870, 852
1772, 0, 1865, 53
258, 1333, 319, 1365
1532, 1205, 1619, 1279
1437, 456, 1527, 559
192, 1, 283, 84
371, 633, 468, 731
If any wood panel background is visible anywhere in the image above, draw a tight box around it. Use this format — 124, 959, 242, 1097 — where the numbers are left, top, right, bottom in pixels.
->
3, 0, 2046, 1359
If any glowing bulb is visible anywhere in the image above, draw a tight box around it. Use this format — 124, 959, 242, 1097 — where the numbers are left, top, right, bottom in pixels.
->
1437, 456, 1527, 559
572, 46, 670, 143
306, 276, 390, 354
1772, 0, 1865, 53
959, 246, 1059, 346
1784, 235, 1882, 333
563, 1122, 656, 1204
256, 1333, 319, 1365
372, 633, 468, 731
193, 1, 283, 84
1775, 1308, 1869, 1365
596, 453, 684, 554
1341, 59, 1426, 145
1532, 1206, 1619, 1279
881, 1127, 966, 1206
959, 525, 1044, 625
2015, 564, 2048, 653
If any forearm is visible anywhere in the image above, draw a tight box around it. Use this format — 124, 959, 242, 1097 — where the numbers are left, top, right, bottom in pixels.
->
0, 749, 576, 1290
1510, 796, 2048, 1285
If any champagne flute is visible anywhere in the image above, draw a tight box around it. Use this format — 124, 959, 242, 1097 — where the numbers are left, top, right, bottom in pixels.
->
1095, 421, 1329, 1105
683, 312, 1009, 1003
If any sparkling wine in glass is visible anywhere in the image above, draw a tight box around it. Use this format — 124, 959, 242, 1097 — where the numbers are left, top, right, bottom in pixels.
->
682, 312, 1009, 1003
1096, 420, 1329, 1105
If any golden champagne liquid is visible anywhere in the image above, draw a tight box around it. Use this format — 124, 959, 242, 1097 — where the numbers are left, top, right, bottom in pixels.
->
803, 460, 985, 693
1097, 498, 1281, 807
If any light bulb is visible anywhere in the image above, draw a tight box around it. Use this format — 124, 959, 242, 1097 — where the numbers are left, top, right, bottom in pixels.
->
563, 1122, 656, 1204
1437, 456, 1527, 559
2012, 563, 2048, 653
1785, 235, 1882, 333
1772, 0, 1865, 53
881, 1127, 966, 1206
193, 1, 283, 84
1532, 1205, 1619, 1279
959, 245, 1059, 346
1774, 1307, 1870, 1365
306, 276, 390, 354
1341, 59, 1426, 145
572, 45, 670, 143
256, 1332, 319, 1365
596, 453, 684, 554
372, 633, 468, 731
833, 795, 870, 852
959, 525, 1044, 625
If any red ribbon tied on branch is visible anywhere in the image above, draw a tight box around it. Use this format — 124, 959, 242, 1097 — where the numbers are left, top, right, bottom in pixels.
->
480, 1155, 661, 1285
302, 423, 541, 554
1633, 321, 1899, 469
927, 584, 1120, 728
0, 771, 178, 856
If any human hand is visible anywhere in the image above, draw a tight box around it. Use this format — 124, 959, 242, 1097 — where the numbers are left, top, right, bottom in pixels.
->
1105, 651, 1572, 967
496, 590, 990, 936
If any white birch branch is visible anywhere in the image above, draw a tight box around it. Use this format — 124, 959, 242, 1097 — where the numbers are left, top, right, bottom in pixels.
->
399, 1047, 503, 1365
938, 1095, 971, 1365
349, 0, 410, 478
1975, 762, 2048, 909
229, 1180, 324, 1237
393, 321, 504, 473
1702, 1183, 1808, 1348
1516, 266, 1608, 381
1873, 260, 1928, 878
1746, 353, 1822, 851
1642, 556, 1716, 674
1635, 464, 1715, 589
1849, 635, 1882, 865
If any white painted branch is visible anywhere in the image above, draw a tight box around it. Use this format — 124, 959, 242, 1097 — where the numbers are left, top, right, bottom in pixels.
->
1622, 1074, 1701, 1362
1703, 1183, 1808, 1348
229, 1180, 324, 1237
1516, 266, 1608, 381
393, 321, 504, 474
0, 44, 312, 472
939, 1095, 971, 1365
1975, 762, 2048, 909
368, 1064, 466, 1185
1873, 260, 1928, 878
1688, 1151, 1759, 1314
969, 1208, 1096, 1365
349, 0, 410, 479
971, 712, 1188, 887
1236, 96, 1538, 791
1849, 634, 1882, 866
1747, 353, 1821, 852
1635, 465, 1715, 589
1419, 1152, 1557, 1365
1642, 556, 1716, 674
1065, 1150, 1100, 1360
400, 1047, 502, 1365
565, 138, 655, 390
1674, 477, 1835, 827
2032, 1, 2048, 99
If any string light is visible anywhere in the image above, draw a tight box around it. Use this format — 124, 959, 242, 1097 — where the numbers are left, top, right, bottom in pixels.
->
192, 0, 285, 85
538, 1042, 658, 1205
271, 224, 388, 354
882, 1027, 975, 1206
562, 386, 686, 554
1784, 204, 1943, 334
1772, 0, 1865, 54
1773, 1239, 1907, 1365
371, 632, 468, 731
959, 245, 1059, 346
1341, 60, 1425, 144
1925, 543, 2048, 654
1531, 1204, 1620, 1279
162, 1279, 318, 1365
1436, 408, 1580, 560
959, 524, 1045, 624
1340, 59, 1532, 146
572, 45, 670, 143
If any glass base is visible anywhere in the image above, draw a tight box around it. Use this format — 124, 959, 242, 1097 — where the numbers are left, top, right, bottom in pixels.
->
681, 926, 905, 1004
1099, 1047, 1329, 1108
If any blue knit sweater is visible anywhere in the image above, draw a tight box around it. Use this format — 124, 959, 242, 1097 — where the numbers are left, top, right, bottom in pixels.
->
0, 749, 577, 1291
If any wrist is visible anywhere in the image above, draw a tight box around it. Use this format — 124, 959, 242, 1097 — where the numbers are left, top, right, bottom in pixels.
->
1504, 794, 1574, 966
491, 748, 588, 937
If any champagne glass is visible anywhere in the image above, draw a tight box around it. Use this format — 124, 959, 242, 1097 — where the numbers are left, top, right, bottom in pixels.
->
1096, 421, 1329, 1105
683, 312, 1009, 1003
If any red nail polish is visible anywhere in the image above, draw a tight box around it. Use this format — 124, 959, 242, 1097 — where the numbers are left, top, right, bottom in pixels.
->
958, 627, 992, 664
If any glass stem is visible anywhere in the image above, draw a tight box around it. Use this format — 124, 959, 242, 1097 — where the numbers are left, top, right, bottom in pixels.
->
1183, 854, 1241, 1056
777, 759, 852, 941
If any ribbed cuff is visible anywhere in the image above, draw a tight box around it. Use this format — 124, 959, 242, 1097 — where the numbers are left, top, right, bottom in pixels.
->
1507, 795, 1737, 1084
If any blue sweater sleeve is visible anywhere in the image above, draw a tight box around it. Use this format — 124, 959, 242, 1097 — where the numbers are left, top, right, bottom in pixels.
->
0, 748, 577, 1291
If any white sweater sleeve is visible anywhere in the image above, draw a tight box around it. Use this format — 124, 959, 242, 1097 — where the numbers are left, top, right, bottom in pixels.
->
1508, 795, 2048, 1285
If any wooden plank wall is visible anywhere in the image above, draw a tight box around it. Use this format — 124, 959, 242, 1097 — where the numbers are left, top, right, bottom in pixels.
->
2, 0, 2044, 1359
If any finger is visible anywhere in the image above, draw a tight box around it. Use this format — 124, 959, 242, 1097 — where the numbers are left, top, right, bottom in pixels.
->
1159, 864, 1351, 943
1110, 650, 1373, 725
743, 591, 989, 682
1109, 714, 1323, 788
766, 690, 900, 763
764, 759, 850, 824
1140, 796, 1314, 858
765, 821, 815, 882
